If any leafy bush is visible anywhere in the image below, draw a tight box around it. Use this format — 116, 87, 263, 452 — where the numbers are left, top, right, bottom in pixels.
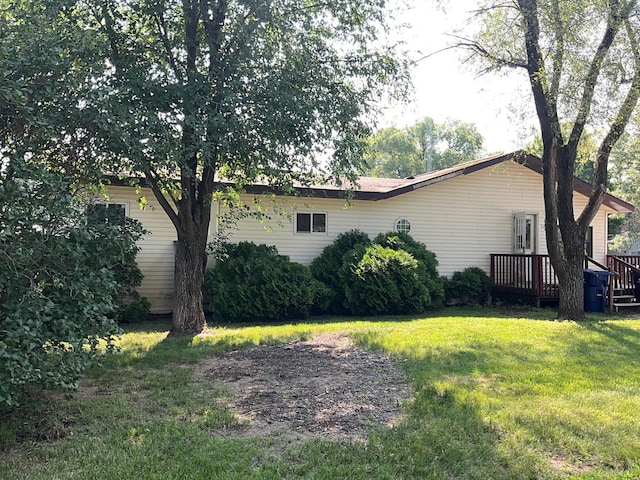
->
374, 231, 445, 307
445, 267, 494, 306
204, 242, 325, 322
118, 293, 151, 323
310, 230, 371, 314
0, 163, 145, 406
342, 244, 429, 315
310, 230, 444, 316
87, 203, 150, 322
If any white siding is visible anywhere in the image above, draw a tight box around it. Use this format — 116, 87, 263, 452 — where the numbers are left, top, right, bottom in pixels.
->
103, 186, 177, 313
225, 160, 615, 276
105, 160, 617, 312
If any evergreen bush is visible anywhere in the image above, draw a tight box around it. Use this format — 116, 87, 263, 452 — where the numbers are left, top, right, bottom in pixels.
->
342, 244, 429, 315
204, 242, 325, 322
310, 230, 444, 316
445, 266, 494, 306
309, 230, 371, 314
374, 231, 445, 306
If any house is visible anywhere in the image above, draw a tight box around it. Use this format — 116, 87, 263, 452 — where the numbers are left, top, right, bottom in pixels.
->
103, 151, 634, 313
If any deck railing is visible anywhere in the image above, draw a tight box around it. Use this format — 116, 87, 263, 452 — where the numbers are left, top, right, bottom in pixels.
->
490, 254, 559, 303
606, 255, 640, 291
491, 254, 640, 309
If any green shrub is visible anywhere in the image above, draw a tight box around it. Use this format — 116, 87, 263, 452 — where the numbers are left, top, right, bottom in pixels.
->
374, 231, 445, 306
309, 230, 444, 316
204, 242, 325, 323
87, 204, 146, 305
87, 203, 149, 322
310, 230, 371, 314
118, 293, 151, 323
445, 267, 494, 306
342, 244, 429, 315
0, 163, 145, 406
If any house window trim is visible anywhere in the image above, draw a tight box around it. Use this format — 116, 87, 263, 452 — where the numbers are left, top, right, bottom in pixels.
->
86, 200, 131, 222
394, 217, 412, 234
92, 201, 129, 217
585, 226, 594, 258
513, 212, 537, 254
295, 211, 327, 234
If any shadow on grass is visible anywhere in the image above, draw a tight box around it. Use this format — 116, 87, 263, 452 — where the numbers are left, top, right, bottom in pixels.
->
92, 331, 261, 376
107, 314, 427, 373
577, 320, 640, 352
354, 331, 541, 478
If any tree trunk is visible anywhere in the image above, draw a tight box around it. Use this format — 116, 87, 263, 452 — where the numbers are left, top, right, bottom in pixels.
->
556, 258, 585, 321
171, 231, 208, 335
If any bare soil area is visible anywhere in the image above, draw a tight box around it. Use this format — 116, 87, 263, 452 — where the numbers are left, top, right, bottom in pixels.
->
195, 333, 412, 441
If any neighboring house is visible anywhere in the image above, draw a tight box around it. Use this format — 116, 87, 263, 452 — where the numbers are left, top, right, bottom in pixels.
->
103, 151, 634, 313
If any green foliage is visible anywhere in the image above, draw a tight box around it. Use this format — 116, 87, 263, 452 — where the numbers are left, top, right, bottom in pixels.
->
364, 116, 484, 178
342, 244, 430, 315
608, 131, 640, 250
204, 242, 324, 323
311, 230, 443, 316
363, 126, 421, 178
0, 162, 145, 406
86, 203, 148, 319
310, 230, 372, 314
445, 267, 494, 306
374, 231, 445, 307
0, 0, 105, 183
118, 294, 151, 324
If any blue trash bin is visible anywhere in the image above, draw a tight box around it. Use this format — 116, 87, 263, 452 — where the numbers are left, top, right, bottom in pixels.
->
584, 269, 613, 312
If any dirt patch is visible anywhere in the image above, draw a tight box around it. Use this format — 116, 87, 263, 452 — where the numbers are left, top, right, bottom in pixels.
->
195, 333, 412, 441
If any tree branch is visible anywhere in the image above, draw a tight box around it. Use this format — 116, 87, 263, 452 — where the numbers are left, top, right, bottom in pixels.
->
517, 0, 560, 142
568, 0, 629, 152
578, 14, 640, 227
97, 1, 122, 73
548, 0, 564, 108
469, 2, 520, 16
143, 168, 181, 230
153, 10, 184, 84
451, 36, 528, 72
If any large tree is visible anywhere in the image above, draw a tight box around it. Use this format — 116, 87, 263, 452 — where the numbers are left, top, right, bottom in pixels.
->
71, 0, 409, 333
455, 0, 640, 320
365, 116, 484, 177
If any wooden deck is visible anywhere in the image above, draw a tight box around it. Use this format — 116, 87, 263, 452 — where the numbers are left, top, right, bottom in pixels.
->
490, 254, 640, 309
490, 254, 559, 307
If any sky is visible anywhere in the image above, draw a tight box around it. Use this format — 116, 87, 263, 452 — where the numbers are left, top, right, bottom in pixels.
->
381, 2, 539, 154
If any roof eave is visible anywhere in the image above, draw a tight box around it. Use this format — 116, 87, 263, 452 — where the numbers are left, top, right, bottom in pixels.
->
101, 150, 635, 213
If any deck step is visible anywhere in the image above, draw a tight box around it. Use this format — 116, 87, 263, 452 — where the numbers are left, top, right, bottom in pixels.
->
613, 302, 640, 310
613, 295, 636, 301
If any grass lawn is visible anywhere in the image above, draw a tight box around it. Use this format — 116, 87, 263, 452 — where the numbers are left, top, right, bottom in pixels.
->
2, 307, 640, 479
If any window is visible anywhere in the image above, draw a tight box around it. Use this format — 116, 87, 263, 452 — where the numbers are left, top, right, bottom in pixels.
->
556, 225, 593, 257
295, 212, 326, 234
585, 226, 594, 258
395, 218, 411, 234
87, 202, 128, 224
